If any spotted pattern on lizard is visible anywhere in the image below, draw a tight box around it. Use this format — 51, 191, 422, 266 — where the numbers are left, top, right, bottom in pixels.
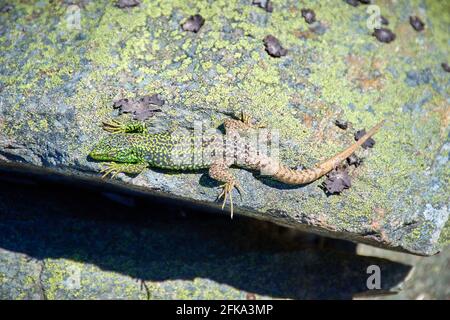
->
90, 114, 384, 218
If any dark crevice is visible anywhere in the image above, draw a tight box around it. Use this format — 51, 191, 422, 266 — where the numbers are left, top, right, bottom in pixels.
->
0, 162, 413, 299
38, 260, 47, 300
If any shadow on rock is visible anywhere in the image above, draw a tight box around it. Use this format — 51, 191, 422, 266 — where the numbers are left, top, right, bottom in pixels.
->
0, 166, 411, 299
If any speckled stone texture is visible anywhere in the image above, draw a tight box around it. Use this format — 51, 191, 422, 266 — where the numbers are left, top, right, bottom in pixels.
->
0, 0, 448, 255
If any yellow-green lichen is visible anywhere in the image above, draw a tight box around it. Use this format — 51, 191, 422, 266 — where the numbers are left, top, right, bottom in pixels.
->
1, 0, 448, 255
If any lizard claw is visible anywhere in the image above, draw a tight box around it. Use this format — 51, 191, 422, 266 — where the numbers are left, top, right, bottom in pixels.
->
240, 111, 266, 129
103, 119, 147, 134
102, 119, 126, 134
216, 181, 242, 219
100, 162, 122, 178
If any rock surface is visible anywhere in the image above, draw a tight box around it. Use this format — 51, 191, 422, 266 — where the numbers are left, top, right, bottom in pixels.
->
0, 171, 412, 299
0, 0, 449, 255
357, 244, 450, 299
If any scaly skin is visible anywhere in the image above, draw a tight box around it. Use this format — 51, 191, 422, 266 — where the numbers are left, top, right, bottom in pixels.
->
90, 114, 384, 218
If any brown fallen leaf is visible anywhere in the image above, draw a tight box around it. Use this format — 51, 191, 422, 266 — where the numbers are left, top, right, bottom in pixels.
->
182, 14, 205, 33
115, 0, 140, 9
323, 167, 352, 195
355, 129, 376, 149
263, 35, 287, 58
113, 94, 164, 121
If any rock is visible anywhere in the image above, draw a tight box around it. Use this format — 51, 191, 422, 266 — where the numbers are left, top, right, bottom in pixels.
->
112, 94, 164, 120
0, 1, 448, 256
335, 119, 349, 130
347, 153, 362, 167
380, 15, 389, 26
0, 4, 13, 13
263, 35, 287, 57
0, 175, 412, 299
323, 167, 352, 194
181, 14, 205, 33
442, 63, 450, 73
344, 0, 360, 7
372, 28, 396, 43
252, 0, 273, 13
405, 69, 432, 87
301, 8, 316, 24
357, 244, 450, 300
115, 0, 140, 9
354, 128, 376, 149
409, 16, 425, 32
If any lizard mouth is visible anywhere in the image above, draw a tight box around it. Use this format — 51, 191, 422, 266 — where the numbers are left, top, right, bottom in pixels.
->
88, 150, 107, 161
89, 149, 124, 162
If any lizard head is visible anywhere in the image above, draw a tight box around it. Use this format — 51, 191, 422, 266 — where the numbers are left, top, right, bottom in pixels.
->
89, 135, 141, 163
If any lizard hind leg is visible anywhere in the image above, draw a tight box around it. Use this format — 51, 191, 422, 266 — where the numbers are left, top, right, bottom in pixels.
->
209, 161, 243, 219
102, 119, 147, 134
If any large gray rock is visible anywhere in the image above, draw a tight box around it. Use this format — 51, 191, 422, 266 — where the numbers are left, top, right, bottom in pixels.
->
0, 177, 412, 299
0, 0, 448, 255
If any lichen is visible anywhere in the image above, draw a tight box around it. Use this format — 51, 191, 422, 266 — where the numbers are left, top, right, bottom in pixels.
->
0, 0, 448, 256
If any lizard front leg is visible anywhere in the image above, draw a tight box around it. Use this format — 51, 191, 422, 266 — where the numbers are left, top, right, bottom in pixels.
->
209, 161, 243, 219
102, 119, 147, 134
223, 111, 265, 136
100, 162, 148, 178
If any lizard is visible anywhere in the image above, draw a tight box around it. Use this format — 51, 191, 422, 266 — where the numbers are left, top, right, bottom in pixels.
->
89, 113, 384, 218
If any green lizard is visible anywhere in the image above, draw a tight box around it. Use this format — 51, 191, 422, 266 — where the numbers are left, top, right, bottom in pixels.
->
89, 113, 384, 218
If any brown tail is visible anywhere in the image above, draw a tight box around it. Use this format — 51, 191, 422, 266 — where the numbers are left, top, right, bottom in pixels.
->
272, 120, 385, 185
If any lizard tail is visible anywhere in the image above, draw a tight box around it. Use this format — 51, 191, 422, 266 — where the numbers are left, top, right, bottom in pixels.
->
272, 120, 385, 185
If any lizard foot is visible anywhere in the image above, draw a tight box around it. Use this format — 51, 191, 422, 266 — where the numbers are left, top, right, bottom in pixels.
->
216, 181, 243, 219
100, 162, 124, 178
240, 111, 266, 129
100, 162, 147, 178
102, 119, 146, 134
